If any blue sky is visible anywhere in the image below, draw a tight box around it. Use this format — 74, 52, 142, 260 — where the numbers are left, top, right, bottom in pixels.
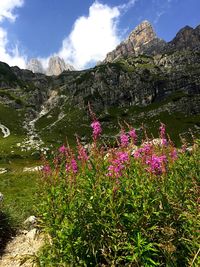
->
0, 0, 199, 69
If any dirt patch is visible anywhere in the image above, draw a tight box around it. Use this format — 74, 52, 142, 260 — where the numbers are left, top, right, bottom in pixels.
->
0, 229, 44, 267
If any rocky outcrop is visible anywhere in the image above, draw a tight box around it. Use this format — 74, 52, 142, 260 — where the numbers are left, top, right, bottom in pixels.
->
26, 56, 75, 76
104, 21, 200, 63
46, 56, 74, 76
169, 25, 200, 50
26, 58, 44, 74
104, 20, 166, 62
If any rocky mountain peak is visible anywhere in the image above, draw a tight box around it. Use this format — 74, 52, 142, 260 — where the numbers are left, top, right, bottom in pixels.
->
26, 56, 75, 76
46, 56, 66, 76
104, 20, 164, 62
170, 24, 200, 50
26, 58, 44, 74
128, 20, 157, 51
46, 56, 75, 76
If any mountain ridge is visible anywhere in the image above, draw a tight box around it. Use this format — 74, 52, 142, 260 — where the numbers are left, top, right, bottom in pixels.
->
0, 20, 200, 155
104, 20, 200, 63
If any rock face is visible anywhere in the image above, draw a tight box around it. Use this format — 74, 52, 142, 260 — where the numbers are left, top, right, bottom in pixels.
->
26, 56, 75, 76
104, 21, 200, 63
46, 56, 74, 76
169, 25, 200, 50
26, 58, 44, 74
104, 20, 166, 62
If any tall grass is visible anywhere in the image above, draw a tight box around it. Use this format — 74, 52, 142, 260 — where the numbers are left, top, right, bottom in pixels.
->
37, 119, 200, 266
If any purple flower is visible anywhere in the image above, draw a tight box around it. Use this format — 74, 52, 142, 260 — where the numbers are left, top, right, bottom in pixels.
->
116, 151, 129, 163
120, 130, 129, 147
146, 154, 167, 175
129, 128, 137, 144
71, 159, 78, 173
78, 145, 88, 161
159, 123, 166, 139
142, 143, 152, 154
171, 148, 178, 161
159, 123, 168, 146
107, 152, 129, 178
66, 159, 78, 174
42, 165, 51, 174
91, 120, 102, 140
161, 138, 168, 146
59, 145, 67, 154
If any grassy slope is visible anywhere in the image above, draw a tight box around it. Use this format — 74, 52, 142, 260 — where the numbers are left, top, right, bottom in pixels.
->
34, 98, 200, 148
0, 160, 39, 225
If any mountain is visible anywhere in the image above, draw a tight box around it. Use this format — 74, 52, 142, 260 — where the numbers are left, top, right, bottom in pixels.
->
104, 20, 167, 62
104, 21, 200, 63
26, 58, 45, 74
26, 56, 75, 76
46, 56, 75, 76
0, 21, 200, 159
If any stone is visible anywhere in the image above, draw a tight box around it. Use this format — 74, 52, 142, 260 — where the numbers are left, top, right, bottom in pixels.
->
23, 166, 43, 172
26, 228, 38, 240
26, 58, 44, 74
24, 215, 37, 225
0, 168, 7, 174
46, 56, 74, 76
0, 192, 4, 202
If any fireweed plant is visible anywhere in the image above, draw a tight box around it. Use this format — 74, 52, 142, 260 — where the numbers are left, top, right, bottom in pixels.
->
37, 119, 200, 266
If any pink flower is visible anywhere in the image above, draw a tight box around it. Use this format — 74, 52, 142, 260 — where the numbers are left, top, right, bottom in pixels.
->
71, 159, 78, 173
66, 159, 78, 174
120, 130, 129, 147
142, 143, 152, 154
91, 120, 102, 140
159, 123, 167, 146
129, 128, 137, 144
107, 152, 129, 178
146, 154, 167, 175
116, 151, 129, 163
59, 145, 67, 154
159, 123, 166, 139
171, 148, 178, 161
107, 164, 123, 178
134, 148, 143, 159
78, 145, 88, 162
42, 165, 51, 174
161, 138, 168, 146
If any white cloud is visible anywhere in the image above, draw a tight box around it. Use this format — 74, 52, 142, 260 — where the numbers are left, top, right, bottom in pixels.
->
119, 0, 138, 12
58, 1, 122, 69
0, 0, 137, 70
0, 0, 26, 68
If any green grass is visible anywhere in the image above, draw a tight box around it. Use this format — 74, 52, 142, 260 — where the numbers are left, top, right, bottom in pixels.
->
0, 159, 39, 226
0, 103, 25, 135
0, 159, 39, 255
35, 104, 91, 146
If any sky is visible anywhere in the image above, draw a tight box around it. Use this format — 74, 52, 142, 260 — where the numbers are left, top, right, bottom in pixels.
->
0, 0, 199, 70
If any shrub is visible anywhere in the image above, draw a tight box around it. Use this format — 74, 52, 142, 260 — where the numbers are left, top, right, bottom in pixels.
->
37, 120, 200, 266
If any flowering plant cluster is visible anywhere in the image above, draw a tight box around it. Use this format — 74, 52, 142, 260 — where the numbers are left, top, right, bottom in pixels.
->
38, 118, 199, 266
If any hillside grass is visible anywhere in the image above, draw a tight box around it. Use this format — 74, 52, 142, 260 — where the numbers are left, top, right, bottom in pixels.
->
0, 159, 39, 256
0, 160, 39, 225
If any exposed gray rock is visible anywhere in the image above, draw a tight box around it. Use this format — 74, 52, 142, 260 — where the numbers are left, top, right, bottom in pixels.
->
26, 58, 44, 74
24, 216, 37, 225
104, 20, 167, 62
0, 168, 7, 175
0, 192, 3, 202
46, 56, 75, 76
